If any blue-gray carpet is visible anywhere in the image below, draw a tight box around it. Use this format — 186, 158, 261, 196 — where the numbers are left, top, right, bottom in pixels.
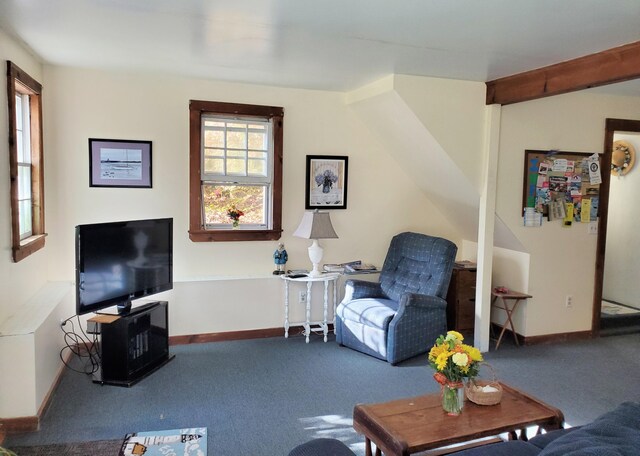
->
5, 332, 640, 456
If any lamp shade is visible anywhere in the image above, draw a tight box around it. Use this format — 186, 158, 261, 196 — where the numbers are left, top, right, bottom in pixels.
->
293, 210, 338, 277
293, 210, 338, 240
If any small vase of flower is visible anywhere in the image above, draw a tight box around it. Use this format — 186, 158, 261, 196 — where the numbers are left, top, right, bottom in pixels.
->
227, 206, 244, 229
429, 331, 483, 416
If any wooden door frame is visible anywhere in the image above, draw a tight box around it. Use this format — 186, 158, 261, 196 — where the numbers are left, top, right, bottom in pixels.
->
592, 118, 640, 335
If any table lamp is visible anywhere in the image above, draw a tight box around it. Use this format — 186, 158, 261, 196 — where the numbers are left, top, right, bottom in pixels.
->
293, 209, 338, 277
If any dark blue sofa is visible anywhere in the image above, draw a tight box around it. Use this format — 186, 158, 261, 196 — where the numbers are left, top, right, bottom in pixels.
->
288, 401, 640, 456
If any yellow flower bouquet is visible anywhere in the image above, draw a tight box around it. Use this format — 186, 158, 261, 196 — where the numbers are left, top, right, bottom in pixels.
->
428, 331, 483, 415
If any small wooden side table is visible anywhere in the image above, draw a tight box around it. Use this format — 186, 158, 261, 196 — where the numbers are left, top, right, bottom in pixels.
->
491, 289, 532, 349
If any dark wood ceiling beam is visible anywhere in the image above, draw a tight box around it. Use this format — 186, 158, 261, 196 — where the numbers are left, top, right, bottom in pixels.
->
486, 41, 640, 105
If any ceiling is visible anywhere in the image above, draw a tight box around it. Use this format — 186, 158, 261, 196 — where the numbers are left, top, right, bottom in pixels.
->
1, 0, 640, 93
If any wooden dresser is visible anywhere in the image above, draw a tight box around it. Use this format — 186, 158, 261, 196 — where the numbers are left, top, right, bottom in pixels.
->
446, 267, 476, 332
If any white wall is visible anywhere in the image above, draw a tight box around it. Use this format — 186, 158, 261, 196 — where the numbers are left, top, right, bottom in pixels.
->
0, 283, 73, 417
393, 75, 487, 191
0, 29, 73, 420
497, 91, 640, 336
604, 132, 640, 307
0, 29, 50, 324
1, 39, 461, 418
5, 25, 640, 419
42, 66, 458, 333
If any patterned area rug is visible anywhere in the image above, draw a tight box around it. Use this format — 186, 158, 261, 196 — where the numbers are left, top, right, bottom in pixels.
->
8, 439, 123, 456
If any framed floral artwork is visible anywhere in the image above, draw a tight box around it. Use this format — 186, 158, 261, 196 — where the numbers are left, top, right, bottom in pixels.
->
305, 155, 348, 209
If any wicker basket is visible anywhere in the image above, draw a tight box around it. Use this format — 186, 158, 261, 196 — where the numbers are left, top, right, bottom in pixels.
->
465, 364, 502, 405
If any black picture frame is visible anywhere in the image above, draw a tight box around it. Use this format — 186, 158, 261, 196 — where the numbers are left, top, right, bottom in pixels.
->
89, 138, 152, 188
305, 155, 348, 209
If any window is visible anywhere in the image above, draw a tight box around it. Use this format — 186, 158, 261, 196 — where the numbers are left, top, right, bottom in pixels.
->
7, 61, 46, 262
189, 100, 283, 241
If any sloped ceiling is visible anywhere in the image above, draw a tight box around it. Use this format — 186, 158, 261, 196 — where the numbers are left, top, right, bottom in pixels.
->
348, 81, 524, 251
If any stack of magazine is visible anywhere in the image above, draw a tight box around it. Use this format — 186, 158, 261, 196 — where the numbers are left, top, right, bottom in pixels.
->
454, 260, 477, 269
323, 260, 378, 273
345, 263, 377, 273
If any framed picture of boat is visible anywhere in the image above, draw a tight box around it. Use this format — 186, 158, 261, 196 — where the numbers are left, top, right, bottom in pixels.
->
89, 138, 152, 188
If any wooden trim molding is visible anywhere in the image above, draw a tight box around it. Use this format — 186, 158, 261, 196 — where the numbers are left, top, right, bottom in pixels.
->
6, 61, 46, 262
522, 330, 593, 346
490, 323, 593, 346
0, 416, 39, 435
188, 100, 284, 242
486, 40, 640, 105
592, 118, 640, 336
169, 325, 330, 345
188, 228, 283, 242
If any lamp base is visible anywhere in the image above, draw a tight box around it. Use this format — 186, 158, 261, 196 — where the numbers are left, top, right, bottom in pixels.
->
308, 239, 323, 277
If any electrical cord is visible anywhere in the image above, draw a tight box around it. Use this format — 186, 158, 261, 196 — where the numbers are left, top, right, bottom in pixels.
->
59, 315, 101, 375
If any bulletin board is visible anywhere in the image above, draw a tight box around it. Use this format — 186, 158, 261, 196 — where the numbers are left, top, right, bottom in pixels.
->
522, 150, 602, 227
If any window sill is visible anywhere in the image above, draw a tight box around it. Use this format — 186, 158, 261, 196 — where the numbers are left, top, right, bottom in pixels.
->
189, 229, 282, 242
13, 234, 47, 262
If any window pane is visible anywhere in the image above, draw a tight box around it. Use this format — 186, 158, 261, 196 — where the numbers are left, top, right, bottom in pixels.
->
202, 184, 266, 226
226, 130, 246, 149
204, 157, 224, 174
227, 159, 246, 175
248, 158, 267, 176
16, 132, 25, 163
204, 129, 224, 148
18, 164, 32, 199
204, 120, 224, 127
204, 148, 225, 158
248, 151, 267, 160
248, 132, 267, 150
15, 94, 23, 131
19, 199, 32, 238
227, 149, 245, 158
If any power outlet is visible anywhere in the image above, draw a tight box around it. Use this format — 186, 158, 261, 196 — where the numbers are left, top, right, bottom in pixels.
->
565, 295, 573, 308
298, 291, 307, 304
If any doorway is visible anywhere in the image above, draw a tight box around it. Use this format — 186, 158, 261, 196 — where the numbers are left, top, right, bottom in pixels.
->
593, 119, 640, 336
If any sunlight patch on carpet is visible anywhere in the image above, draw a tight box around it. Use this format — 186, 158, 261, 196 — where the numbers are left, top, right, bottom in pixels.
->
602, 301, 640, 315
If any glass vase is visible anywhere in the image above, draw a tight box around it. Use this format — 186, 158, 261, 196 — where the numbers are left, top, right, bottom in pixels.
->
442, 382, 464, 416
232, 220, 239, 229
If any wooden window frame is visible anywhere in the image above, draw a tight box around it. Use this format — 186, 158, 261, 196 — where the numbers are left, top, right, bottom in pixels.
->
7, 61, 46, 262
189, 100, 284, 242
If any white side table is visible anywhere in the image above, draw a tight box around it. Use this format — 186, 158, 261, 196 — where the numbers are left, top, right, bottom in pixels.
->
281, 273, 340, 343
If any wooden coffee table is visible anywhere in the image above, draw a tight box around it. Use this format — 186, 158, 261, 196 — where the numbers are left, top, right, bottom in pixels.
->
352, 382, 564, 456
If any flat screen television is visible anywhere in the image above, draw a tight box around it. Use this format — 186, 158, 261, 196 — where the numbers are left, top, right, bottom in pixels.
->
75, 218, 173, 315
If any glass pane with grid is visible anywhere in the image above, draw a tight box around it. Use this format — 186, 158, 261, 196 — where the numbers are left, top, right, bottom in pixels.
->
202, 117, 269, 179
202, 183, 268, 227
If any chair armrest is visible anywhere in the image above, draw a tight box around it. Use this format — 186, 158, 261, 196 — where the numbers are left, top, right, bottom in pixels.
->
342, 279, 385, 302
399, 292, 447, 310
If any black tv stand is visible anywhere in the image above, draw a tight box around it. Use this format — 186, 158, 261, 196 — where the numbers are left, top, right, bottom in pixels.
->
93, 301, 173, 387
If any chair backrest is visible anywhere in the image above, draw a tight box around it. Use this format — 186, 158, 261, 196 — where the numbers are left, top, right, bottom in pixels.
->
379, 232, 457, 302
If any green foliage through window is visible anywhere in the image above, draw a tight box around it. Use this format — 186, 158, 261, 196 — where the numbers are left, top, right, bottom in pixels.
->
202, 184, 266, 226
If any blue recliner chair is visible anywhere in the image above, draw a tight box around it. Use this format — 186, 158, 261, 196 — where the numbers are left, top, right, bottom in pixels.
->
335, 232, 457, 365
